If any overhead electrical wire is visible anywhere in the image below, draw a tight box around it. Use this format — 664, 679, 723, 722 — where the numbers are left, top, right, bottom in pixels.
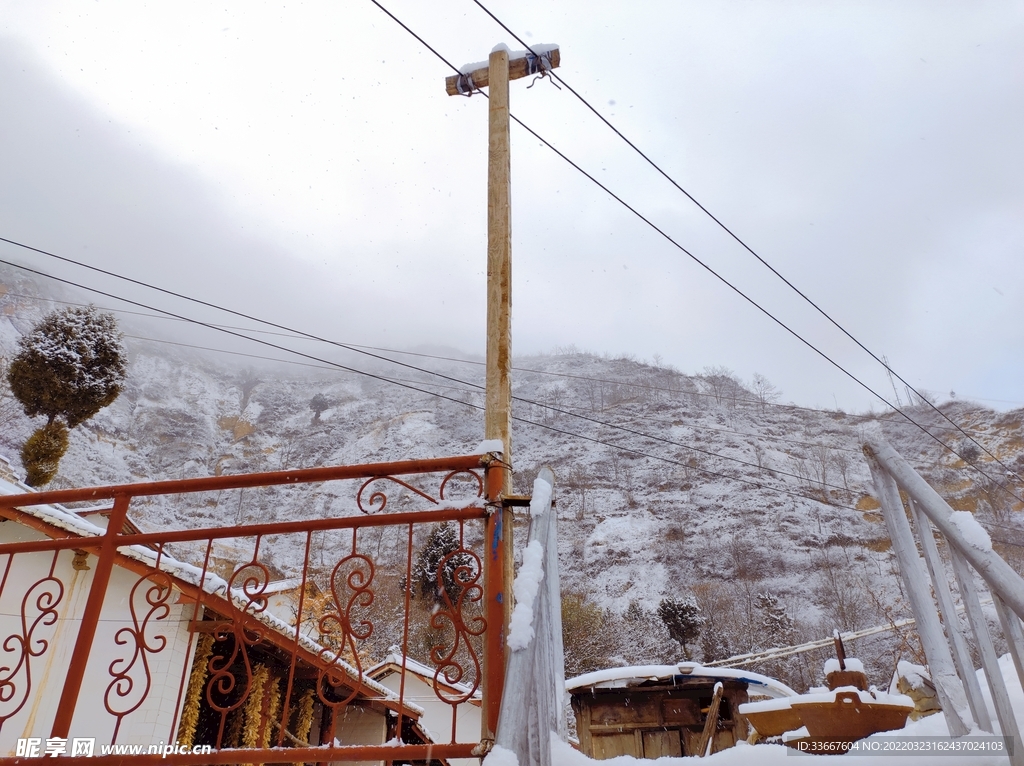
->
0, 296, 877, 457
465, 0, 1022, 493
0, 251, 870, 514
360, 1, 1024, 508
2, 249, 1021, 543
0, 240, 869, 484
0, 258, 891, 495
10, 290, 1014, 437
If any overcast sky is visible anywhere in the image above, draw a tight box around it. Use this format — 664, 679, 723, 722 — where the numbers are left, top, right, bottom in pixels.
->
1, 1, 1021, 412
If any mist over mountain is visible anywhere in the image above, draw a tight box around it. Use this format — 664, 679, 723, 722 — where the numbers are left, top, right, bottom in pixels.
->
0, 265, 1020, 691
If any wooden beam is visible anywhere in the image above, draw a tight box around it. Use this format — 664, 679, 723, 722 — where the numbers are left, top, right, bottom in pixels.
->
188, 619, 234, 633
445, 47, 560, 96
695, 682, 723, 758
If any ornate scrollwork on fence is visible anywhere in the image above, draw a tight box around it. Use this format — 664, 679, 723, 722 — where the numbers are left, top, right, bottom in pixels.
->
228, 555, 272, 618
0, 553, 64, 731
204, 544, 272, 743
356, 476, 438, 514
356, 468, 484, 514
105, 568, 173, 742
438, 469, 484, 503
316, 549, 375, 709
430, 542, 485, 707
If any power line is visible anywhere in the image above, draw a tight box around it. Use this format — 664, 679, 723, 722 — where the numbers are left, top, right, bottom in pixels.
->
0, 241, 866, 494
0, 274, 859, 495
359, 1, 1024, 508
8, 282, 1011, 441
465, 0, 1022, 494
4, 256, 1021, 543
0, 253, 867, 513
0, 295, 873, 457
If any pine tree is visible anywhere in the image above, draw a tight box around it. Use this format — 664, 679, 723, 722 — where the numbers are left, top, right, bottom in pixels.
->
658, 596, 704, 659
415, 523, 474, 605
8, 306, 127, 485
755, 591, 794, 649
309, 393, 329, 422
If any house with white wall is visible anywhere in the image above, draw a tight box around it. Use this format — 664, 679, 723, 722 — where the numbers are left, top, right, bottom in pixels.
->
0, 457, 423, 761
368, 648, 482, 766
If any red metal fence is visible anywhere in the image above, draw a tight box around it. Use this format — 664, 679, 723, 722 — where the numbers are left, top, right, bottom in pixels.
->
0, 453, 510, 764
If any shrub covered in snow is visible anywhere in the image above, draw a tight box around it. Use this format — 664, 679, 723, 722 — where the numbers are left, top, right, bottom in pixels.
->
8, 305, 126, 484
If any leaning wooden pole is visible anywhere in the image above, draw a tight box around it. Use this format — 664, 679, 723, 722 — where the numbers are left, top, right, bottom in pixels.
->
485, 47, 513, 495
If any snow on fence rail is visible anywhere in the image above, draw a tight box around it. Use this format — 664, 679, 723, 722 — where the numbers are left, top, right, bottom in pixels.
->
865, 435, 1024, 766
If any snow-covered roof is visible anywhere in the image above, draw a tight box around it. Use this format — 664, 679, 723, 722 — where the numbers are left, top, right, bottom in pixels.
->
0, 475, 420, 715
566, 662, 797, 699
368, 649, 481, 700
262, 578, 305, 594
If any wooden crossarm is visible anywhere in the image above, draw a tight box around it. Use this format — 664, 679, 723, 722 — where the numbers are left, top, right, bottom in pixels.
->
445, 47, 560, 95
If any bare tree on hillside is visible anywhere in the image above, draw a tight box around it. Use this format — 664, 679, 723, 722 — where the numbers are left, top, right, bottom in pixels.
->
564, 463, 594, 521
700, 366, 749, 409
692, 582, 735, 663
831, 450, 852, 494
813, 545, 870, 633
751, 373, 780, 413
238, 368, 260, 411
810, 444, 832, 491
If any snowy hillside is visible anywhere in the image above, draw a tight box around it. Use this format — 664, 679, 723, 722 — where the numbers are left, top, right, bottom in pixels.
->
0, 267, 1021, 692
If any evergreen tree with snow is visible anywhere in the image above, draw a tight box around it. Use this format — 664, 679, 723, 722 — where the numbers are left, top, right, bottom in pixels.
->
309, 393, 329, 422
755, 591, 794, 649
657, 596, 704, 659
415, 522, 475, 605
8, 306, 127, 485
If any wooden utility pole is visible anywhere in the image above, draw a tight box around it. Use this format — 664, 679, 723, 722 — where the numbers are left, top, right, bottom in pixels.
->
445, 45, 560, 494
486, 47, 513, 493
444, 44, 560, 748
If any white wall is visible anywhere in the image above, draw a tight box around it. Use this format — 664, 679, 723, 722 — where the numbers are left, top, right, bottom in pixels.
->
375, 671, 481, 766
0, 523, 196, 754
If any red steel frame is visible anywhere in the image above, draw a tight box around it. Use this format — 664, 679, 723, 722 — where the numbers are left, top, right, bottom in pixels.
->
0, 453, 510, 764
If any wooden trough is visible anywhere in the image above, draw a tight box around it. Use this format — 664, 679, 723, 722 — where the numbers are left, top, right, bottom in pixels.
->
740, 653, 914, 748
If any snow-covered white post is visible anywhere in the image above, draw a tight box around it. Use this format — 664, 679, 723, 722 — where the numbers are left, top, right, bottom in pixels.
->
908, 497, 990, 729
866, 436, 1024, 621
948, 547, 1023, 765
863, 444, 971, 736
486, 467, 566, 766
992, 595, 1024, 693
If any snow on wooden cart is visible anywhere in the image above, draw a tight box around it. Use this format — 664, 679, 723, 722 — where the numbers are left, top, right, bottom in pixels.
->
566, 662, 795, 759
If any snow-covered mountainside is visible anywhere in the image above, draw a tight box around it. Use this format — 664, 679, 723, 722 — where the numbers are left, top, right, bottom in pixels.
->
0, 267, 1020, 691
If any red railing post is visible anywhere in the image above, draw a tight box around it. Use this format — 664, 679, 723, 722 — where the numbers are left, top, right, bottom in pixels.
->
481, 457, 509, 744
50, 493, 131, 739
